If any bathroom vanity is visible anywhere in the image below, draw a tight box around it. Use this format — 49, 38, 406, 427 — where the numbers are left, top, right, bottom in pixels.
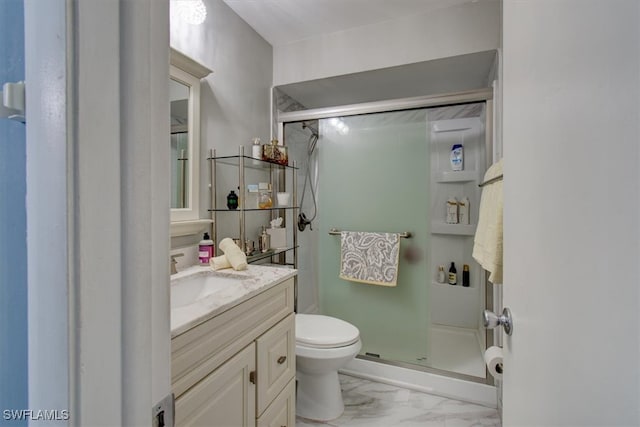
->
170, 265, 297, 426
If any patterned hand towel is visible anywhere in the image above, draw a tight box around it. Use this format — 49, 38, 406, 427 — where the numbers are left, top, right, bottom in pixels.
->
339, 231, 400, 287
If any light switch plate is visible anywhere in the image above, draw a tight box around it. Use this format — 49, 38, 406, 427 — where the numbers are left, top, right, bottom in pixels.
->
152, 393, 174, 427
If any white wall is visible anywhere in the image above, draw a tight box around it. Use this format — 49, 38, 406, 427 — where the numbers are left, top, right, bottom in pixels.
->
273, 0, 500, 86
502, 0, 639, 424
171, 0, 273, 252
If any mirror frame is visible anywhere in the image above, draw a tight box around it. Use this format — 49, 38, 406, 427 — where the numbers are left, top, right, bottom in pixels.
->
169, 48, 211, 225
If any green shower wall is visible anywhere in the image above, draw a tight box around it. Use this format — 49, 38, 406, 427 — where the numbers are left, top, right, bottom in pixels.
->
318, 111, 430, 364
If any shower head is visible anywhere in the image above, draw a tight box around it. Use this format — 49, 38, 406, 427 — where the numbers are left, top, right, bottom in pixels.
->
301, 120, 319, 138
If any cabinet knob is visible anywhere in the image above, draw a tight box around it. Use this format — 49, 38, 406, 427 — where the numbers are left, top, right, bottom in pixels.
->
249, 371, 256, 384
277, 356, 287, 364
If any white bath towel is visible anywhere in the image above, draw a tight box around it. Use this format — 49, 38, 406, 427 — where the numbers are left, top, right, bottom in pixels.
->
472, 159, 503, 284
339, 231, 400, 287
210, 254, 232, 271
218, 238, 248, 271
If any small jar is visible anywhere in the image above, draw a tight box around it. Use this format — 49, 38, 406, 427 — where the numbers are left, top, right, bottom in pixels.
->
258, 191, 272, 209
227, 190, 238, 210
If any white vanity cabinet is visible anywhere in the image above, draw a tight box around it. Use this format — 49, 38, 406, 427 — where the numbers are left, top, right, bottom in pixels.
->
172, 277, 296, 427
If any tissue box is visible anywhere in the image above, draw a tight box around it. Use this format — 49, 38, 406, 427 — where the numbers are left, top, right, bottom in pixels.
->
267, 228, 286, 249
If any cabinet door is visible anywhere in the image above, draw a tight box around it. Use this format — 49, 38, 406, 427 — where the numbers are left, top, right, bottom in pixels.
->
256, 313, 295, 415
256, 378, 295, 427
175, 343, 256, 427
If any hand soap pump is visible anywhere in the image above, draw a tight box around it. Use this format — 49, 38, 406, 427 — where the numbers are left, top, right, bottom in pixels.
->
199, 232, 214, 265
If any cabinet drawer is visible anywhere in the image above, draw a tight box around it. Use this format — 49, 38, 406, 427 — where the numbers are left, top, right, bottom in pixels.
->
175, 343, 256, 427
256, 378, 295, 427
172, 278, 294, 398
256, 313, 295, 416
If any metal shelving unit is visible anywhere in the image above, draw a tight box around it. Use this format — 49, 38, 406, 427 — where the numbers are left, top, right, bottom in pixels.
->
208, 146, 298, 268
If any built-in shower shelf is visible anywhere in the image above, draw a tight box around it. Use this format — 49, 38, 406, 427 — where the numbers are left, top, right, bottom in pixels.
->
431, 281, 478, 291
431, 222, 476, 236
435, 171, 479, 183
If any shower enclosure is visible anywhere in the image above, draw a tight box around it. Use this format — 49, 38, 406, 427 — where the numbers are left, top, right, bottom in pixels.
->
280, 92, 493, 384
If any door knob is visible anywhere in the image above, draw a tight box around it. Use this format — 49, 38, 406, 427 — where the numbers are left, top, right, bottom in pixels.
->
483, 307, 513, 335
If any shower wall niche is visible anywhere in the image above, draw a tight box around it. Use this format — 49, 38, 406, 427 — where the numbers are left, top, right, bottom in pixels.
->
427, 109, 487, 379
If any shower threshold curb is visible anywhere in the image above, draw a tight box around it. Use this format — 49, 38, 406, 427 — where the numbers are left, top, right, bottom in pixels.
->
340, 357, 497, 408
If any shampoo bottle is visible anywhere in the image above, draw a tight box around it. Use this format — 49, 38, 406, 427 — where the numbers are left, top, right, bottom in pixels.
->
448, 262, 457, 285
459, 197, 470, 225
199, 232, 214, 265
450, 144, 464, 171
462, 264, 470, 287
446, 197, 459, 224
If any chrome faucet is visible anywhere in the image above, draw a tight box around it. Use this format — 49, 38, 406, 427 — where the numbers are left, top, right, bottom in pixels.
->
170, 253, 184, 275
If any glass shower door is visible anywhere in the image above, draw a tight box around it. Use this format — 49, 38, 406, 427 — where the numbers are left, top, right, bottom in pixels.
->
317, 110, 431, 366
284, 102, 488, 380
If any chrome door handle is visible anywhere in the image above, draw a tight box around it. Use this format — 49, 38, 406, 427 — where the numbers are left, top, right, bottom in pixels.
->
483, 308, 513, 336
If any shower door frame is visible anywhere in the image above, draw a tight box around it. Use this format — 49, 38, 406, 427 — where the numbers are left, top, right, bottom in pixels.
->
277, 88, 497, 385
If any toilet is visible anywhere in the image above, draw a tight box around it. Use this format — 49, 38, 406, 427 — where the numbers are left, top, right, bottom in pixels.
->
295, 314, 362, 421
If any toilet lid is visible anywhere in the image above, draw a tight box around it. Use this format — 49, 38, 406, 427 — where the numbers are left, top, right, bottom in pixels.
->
296, 314, 360, 348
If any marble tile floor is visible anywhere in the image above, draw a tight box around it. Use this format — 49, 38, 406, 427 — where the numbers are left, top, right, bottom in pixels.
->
296, 374, 500, 427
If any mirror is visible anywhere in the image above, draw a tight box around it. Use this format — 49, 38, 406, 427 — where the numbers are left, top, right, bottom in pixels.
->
170, 78, 190, 209
169, 48, 211, 226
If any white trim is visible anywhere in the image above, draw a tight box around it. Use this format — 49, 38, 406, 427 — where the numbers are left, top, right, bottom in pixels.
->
277, 88, 493, 123
170, 219, 213, 237
170, 47, 212, 79
341, 358, 497, 408
170, 64, 201, 223
25, 0, 71, 419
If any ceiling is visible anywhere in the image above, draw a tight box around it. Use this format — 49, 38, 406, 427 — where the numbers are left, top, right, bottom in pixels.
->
222, 0, 475, 46
222, 0, 494, 110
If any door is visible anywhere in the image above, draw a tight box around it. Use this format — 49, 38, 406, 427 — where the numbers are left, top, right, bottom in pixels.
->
502, 1, 639, 425
175, 343, 256, 427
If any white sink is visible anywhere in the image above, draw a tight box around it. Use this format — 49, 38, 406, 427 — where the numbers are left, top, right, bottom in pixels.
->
171, 272, 245, 309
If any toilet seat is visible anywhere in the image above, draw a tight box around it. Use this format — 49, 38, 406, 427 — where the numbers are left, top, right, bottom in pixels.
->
296, 314, 360, 349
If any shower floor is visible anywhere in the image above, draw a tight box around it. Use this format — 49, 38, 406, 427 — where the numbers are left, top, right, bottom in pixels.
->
427, 325, 486, 378
361, 325, 486, 378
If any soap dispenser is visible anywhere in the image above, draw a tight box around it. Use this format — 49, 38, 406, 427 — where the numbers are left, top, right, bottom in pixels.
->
199, 232, 214, 265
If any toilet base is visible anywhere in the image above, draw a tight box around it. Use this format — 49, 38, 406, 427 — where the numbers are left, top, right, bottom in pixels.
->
296, 369, 344, 421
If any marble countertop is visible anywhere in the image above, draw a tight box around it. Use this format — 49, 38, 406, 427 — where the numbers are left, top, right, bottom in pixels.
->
170, 264, 297, 337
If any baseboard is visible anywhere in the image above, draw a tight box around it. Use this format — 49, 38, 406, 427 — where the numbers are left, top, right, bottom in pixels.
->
340, 357, 497, 408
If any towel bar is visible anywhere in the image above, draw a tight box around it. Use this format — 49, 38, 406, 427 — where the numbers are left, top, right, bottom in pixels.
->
328, 228, 412, 238
478, 174, 503, 188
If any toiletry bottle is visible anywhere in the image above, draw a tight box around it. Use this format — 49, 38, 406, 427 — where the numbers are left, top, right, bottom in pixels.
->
459, 197, 470, 225
448, 262, 457, 285
437, 265, 446, 283
446, 197, 459, 224
259, 226, 270, 253
251, 137, 262, 160
199, 232, 214, 265
450, 144, 464, 171
462, 264, 470, 287
227, 190, 238, 210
